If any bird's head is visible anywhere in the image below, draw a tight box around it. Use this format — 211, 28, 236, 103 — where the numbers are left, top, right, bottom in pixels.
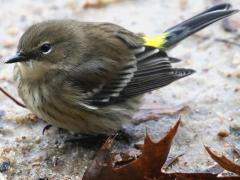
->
5, 20, 85, 80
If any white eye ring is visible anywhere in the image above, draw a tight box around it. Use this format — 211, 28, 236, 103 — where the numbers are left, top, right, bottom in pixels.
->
40, 42, 52, 55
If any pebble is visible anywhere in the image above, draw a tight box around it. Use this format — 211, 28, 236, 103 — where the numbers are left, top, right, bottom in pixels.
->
217, 129, 229, 138
0, 161, 10, 172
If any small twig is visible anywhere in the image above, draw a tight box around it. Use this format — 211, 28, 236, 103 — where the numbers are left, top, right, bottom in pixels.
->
0, 87, 26, 108
132, 106, 189, 125
162, 153, 184, 170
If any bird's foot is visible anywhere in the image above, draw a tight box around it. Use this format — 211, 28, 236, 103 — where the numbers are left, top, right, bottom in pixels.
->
42, 124, 52, 135
64, 133, 108, 148
64, 129, 132, 148
115, 129, 132, 144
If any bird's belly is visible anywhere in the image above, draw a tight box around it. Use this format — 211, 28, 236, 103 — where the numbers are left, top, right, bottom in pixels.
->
17, 82, 134, 134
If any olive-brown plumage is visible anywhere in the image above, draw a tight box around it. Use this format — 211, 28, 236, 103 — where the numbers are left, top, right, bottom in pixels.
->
5, 4, 238, 134
13, 20, 191, 134
13, 21, 147, 133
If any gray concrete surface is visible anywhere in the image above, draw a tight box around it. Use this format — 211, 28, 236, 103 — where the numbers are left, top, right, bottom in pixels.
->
0, 0, 239, 179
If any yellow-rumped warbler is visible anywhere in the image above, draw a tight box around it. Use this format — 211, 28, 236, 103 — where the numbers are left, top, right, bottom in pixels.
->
5, 4, 238, 134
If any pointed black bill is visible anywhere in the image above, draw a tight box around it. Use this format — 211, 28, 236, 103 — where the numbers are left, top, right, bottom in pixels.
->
5, 52, 27, 64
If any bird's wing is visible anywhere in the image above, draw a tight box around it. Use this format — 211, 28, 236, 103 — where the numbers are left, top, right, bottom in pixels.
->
66, 23, 194, 107
89, 45, 194, 106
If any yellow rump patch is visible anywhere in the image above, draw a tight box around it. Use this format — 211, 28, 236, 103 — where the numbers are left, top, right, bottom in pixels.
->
143, 33, 168, 48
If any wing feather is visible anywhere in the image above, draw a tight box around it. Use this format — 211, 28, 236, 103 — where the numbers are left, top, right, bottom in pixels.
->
67, 24, 194, 107
90, 45, 194, 105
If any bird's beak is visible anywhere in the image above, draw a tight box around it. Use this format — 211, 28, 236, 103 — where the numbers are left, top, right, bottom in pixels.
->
5, 52, 27, 64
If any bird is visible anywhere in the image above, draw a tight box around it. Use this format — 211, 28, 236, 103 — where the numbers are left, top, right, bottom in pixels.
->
4, 4, 238, 135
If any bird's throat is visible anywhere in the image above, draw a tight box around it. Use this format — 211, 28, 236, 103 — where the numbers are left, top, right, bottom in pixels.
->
17, 61, 49, 81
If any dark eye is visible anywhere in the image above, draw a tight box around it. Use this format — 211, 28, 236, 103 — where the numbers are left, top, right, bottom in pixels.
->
40, 43, 52, 54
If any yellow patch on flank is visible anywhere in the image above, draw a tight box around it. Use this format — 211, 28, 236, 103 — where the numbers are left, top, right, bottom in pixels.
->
143, 33, 168, 48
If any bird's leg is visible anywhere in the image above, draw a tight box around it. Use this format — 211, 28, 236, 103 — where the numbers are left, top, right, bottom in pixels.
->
64, 133, 108, 148
132, 104, 190, 125
115, 129, 132, 144
64, 129, 132, 147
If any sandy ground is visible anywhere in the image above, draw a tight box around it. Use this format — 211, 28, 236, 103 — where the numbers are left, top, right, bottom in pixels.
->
0, 0, 240, 179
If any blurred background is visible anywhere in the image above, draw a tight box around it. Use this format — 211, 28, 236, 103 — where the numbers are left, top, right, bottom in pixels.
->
0, 0, 239, 179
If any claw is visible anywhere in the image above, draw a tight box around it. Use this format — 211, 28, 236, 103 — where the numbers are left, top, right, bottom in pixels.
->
42, 124, 52, 135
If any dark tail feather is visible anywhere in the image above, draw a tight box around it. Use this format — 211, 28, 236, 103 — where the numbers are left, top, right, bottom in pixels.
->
189, 3, 232, 18
169, 57, 181, 63
173, 68, 195, 79
163, 3, 239, 49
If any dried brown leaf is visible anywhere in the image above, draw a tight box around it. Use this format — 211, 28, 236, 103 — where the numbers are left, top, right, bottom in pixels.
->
82, 136, 115, 180
83, 120, 180, 180
114, 120, 180, 179
205, 146, 240, 176
83, 119, 240, 180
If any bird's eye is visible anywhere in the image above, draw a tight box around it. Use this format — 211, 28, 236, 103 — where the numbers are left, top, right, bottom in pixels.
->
40, 43, 52, 54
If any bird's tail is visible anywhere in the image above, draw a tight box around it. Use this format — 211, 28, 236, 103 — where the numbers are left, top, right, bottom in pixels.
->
143, 3, 239, 49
